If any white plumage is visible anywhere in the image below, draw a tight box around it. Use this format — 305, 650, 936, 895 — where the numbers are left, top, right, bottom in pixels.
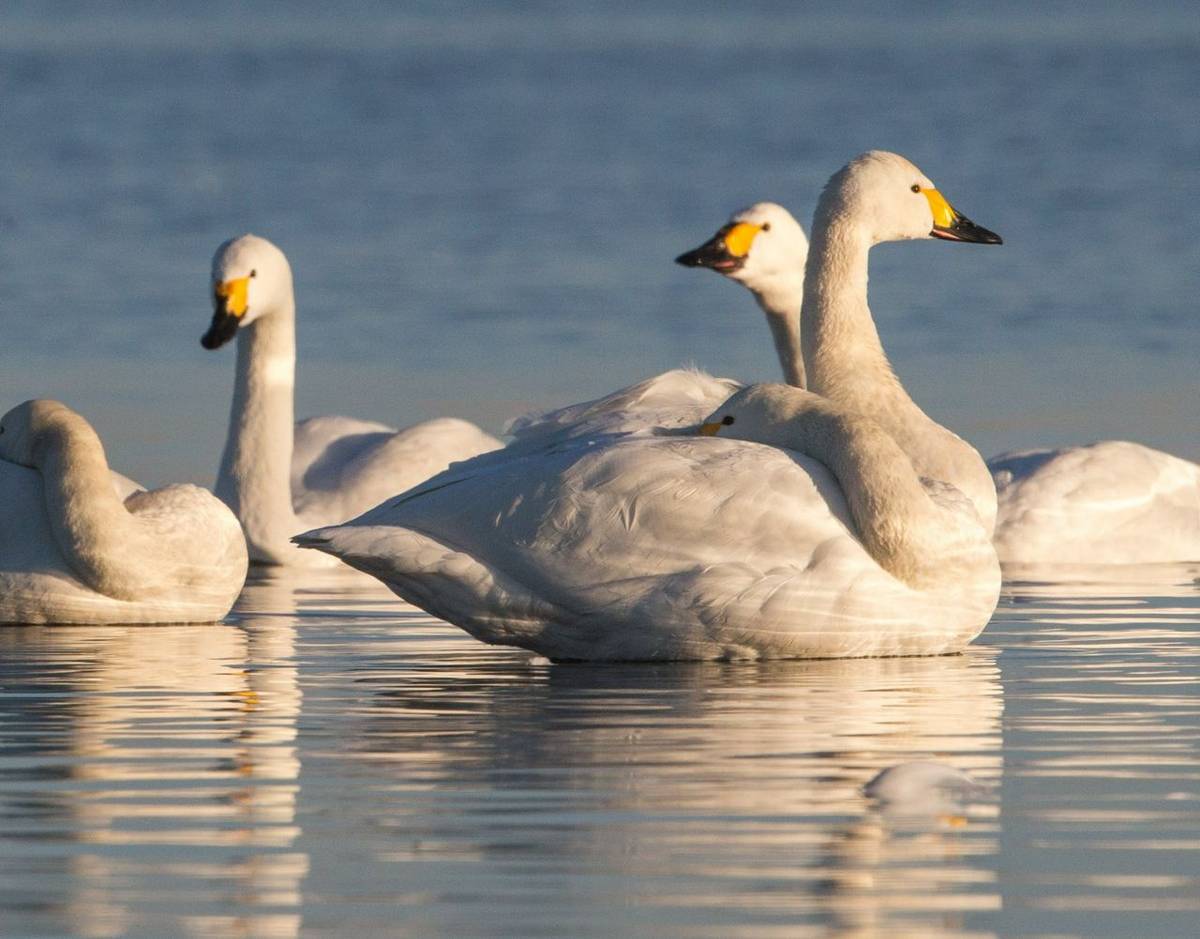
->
990, 441, 1200, 564
0, 400, 247, 624
201, 234, 502, 565
296, 153, 1003, 660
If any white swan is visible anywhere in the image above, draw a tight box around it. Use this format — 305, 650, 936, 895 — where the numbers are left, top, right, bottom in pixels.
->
989, 442, 1200, 564
294, 153, 1003, 661
675, 201, 809, 388
201, 234, 503, 565
0, 400, 248, 624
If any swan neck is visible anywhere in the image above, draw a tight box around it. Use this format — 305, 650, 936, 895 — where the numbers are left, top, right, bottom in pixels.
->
753, 285, 805, 389
215, 303, 299, 560
801, 220, 895, 402
33, 417, 146, 599
763, 394, 969, 587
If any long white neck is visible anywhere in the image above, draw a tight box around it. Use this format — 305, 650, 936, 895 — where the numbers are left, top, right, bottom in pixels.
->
215, 301, 299, 563
801, 219, 901, 407
801, 213, 997, 532
33, 415, 154, 600
751, 279, 806, 389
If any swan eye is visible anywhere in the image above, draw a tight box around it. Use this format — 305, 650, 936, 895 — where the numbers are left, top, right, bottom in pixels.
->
910, 184, 921, 194
250, 269, 258, 278
722, 415, 735, 426
761, 222, 771, 232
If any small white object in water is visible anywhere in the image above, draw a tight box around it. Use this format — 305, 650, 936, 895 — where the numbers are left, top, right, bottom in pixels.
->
863, 761, 984, 807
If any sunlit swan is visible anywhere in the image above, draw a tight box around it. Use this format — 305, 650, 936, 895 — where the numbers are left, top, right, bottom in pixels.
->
0, 400, 247, 624
989, 442, 1200, 563
292, 151, 1003, 659
200, 234, 503, 565
676, 201, 810, 388
677, 160, 1001, 532
297, 382, 1000, 660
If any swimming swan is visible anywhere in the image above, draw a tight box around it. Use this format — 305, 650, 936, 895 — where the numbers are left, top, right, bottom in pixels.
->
294, 153, 1003, 660
989, 442, 1200, 564
0, 400, 248, 624
201, 234, 503, 565
676, 201, 810, 388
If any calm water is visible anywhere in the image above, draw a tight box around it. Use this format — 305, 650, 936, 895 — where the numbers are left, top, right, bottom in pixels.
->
2, 4, 1199, 937
1, 2, 1197, 486
0, 567, 1197, 937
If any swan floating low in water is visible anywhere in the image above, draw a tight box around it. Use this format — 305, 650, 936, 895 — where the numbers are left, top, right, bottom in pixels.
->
990, 442, 1200, 564
201, 234, 503, 565
295, 153, 1003, 661
0, 400, 248, 624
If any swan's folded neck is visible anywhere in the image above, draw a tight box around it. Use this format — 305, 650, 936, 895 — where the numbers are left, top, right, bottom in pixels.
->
33, 416, 152, 600
215, 306, 300, 562
751, 278, 806, 389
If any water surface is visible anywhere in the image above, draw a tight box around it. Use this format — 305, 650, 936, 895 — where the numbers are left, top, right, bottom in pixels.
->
1, 567, 1197, 937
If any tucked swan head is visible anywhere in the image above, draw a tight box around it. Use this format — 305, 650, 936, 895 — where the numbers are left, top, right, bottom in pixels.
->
201, 234, 294, 350
675, 201, 808, 293
815, 151, 1002, 246
0, 399, 80, 468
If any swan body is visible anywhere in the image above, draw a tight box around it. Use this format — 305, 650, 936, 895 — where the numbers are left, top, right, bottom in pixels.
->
297, 384, 999, 660
294, 150, 1003, 660
990, 441, 1200, 564
0, 400, 247, 624
202, 234, 502, 565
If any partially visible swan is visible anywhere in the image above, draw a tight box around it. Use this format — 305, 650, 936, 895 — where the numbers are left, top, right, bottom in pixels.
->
989, 442, 1200, 563
294, 153, 1003, 660
675, 202, 809, 388
201, 234, 503, 565
0, 400, 247, 624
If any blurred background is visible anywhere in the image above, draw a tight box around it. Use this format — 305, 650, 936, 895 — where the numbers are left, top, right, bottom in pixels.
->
1, 0, 1196, 486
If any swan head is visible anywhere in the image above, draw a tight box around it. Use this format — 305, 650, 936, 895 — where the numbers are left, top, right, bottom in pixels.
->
202, 234, 294, 350
0, 399, 80, 468
696, 383, 810, 448
815, 151, 1001, 246
675, 202, 808, 293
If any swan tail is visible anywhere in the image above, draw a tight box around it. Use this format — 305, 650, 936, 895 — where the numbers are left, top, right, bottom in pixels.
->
293, 525, 570, 648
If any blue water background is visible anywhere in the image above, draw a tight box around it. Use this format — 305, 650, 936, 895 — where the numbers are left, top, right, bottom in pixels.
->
1, 1, 1196, 486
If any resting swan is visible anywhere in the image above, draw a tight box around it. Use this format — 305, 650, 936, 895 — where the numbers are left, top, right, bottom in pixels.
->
294, 152, 1003, 661
0, 400, 247, 624
989, 443, 1200, 564
201, 234, 503, 565
677, 171, 1000, 533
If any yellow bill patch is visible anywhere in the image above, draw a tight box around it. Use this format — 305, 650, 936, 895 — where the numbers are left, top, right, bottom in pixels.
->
921, 188, 958, 230
215, 276, 250, 317
723, 222, 762, 258
698, 421, 723, 436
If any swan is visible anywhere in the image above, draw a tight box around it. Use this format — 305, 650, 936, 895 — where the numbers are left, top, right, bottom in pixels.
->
0, 400, 248, 624
675, 201, 809, 388
293, 152, 1003, 661
200, 234, 503, 565
989, 442, 1200, 564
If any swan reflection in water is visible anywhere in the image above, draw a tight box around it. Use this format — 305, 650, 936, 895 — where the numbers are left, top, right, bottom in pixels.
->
348, 643, 1004, 937
0, 570, 309, 939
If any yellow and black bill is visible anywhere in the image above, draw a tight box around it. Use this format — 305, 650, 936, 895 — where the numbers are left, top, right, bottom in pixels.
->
922, 188, 1003, 245
201, 276, 250, 350
674, 221, 763, 273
